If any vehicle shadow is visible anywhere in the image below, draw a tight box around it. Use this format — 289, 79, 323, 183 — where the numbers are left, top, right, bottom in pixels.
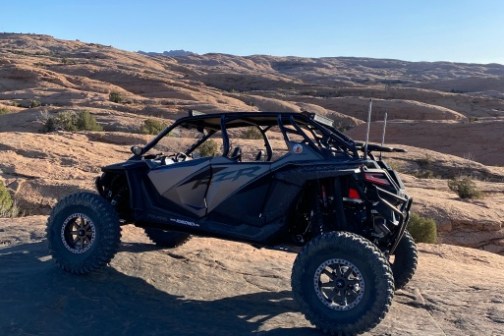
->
119, 241, 159, 253
0, 241, 319, 336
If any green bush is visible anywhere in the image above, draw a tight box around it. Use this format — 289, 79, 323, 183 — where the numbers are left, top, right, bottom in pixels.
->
30, 100, 41, 108
76, 111, 103, 131
0, 107, 10, 115
109, 91, 123, 103
241, 127, 262, 139
0, 181, 17, 218
41, 111, 102, 132
416, 154, 433, 169
448, 177, 481, 199
414, 170, 435, 179
140, 119, 167, 135
413, 154, 436, 178
42, 110, 77, 132
408, 213, 437, 243
199, 139, 219, 157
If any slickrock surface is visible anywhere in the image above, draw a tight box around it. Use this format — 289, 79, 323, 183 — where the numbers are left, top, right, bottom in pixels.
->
1, 216, 503, 336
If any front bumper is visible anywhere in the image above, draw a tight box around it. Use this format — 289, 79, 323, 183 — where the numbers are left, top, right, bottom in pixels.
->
372, 185, 413, 253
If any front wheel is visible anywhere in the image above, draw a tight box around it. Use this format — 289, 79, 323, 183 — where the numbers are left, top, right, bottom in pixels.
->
292, 232, 394, 336
46, 192, 121, 274
389, 230, 418, 290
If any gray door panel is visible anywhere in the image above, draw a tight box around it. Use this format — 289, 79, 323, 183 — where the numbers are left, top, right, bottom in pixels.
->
207, 159, 270, 213
147, 158, 211, 217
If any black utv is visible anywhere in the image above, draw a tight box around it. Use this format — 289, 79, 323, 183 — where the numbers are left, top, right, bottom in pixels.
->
47, 111, 417, 335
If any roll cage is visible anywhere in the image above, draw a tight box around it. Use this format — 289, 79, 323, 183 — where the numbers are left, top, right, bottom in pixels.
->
132, 111, 359, 161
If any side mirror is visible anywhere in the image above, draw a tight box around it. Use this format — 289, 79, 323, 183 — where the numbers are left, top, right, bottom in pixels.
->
131, 145, 143, 156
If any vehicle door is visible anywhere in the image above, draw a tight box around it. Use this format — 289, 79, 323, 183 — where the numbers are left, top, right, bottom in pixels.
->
206, 125, 272, 227
146, 123, 217, 218
148, 157, 212, 218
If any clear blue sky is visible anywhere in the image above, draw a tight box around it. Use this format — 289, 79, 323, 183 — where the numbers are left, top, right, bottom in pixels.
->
2, 0, 503, 64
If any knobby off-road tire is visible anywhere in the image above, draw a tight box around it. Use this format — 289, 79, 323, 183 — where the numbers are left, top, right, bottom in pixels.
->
292, 232, 395, 336
46, 192, 121, 274
389, 230, 418, 290
144, 228, 191, 248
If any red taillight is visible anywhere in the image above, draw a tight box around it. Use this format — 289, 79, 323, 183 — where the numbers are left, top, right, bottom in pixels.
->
348, 188, 361, 199
364, 173, 391, 186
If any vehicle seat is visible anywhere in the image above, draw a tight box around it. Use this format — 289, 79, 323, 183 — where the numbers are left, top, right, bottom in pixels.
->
255, 150, 263, 161
230, 146, 242, 162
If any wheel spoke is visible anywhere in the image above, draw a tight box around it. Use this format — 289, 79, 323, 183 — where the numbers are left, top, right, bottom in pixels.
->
74, 237, 82, 249
345, 289, 359, 304
346, 278, 360, 286
343, 267, 354, 278
321, 287, 334, 300
319, 280, 334, 289
322, 268, 333, 279
332, 290, 345, 306
327, 289, 337, 301
334, 264, 343, 277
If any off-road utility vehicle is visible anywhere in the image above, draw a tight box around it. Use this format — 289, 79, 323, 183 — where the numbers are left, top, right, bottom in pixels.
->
47, 110, 417, 335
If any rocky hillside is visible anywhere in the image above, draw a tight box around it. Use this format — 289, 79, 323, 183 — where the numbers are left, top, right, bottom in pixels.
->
1, 33, 503, 161
0, 33, 503, 256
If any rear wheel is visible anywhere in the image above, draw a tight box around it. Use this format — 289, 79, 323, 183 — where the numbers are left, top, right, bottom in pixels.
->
46, 192, 121, 274
389, 230, 418, 290
292, 232, 394, 336
144, 228, 191, 248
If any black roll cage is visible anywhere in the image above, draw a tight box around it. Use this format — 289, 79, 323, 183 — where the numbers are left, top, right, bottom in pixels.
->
132, 112, 358, 160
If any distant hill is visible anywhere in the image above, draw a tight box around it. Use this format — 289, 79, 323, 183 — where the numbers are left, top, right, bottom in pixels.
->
139, 49, 197, 57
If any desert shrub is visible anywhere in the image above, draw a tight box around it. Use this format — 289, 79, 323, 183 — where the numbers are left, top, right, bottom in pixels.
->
414, 170, 435, 179
75, 111, 103, 131
41, 115, 57, 132
407, 213, 437, 244
42, 110, 77, 132
413, 154, 436, 178
416, 154, 433, 169
109, 91, 123, 103
448, 177, 481, 199
41, 111, 102, 132
0, 107, 10, 115
241, 127, 262, 139
199, 139, 219, 157
140, 119, 167, 135
0, 181, 17, 218
30, 100, 41, 108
